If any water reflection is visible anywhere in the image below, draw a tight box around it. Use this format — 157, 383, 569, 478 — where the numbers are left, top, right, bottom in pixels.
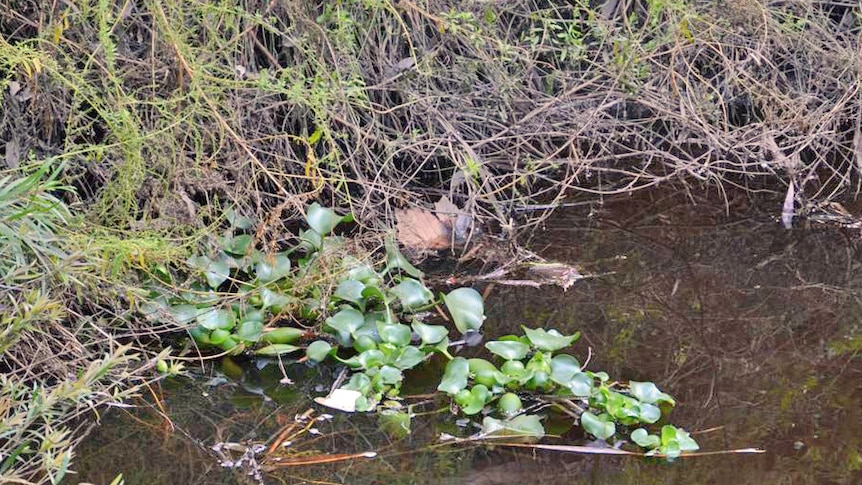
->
71, 193, 862, 485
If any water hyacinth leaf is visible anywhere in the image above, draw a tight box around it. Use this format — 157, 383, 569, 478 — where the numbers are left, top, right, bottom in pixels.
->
390, 278, 433, 310
255, 253, 291, 283
361, 285, 390, 306
197, 308, 236, 330
299, 228, 323, 250
497, 393, 523, 415
261, 327, 304, 344
236, 320, 264, 342
550, 354, 581, 385
460, 385, 490, 415
345, 258, 381, 285
638, 403, 662, 424
189, 255, 230, 289
377, 322, 412, 347
481, 415, 545, 438
588, 371, 610, 382
342, 372, 372, 395
334, 279, 366, 307
326, 307, 365, 336
377, 365, 403, 385
306, 340, 333, 362
629, 381, 676, 406
188, 325, 211, 345
523, 327, 580, 352
260, 288, 292, 311
662, 425, 699, 452
224, 234, 254, 256
306, 203, 345, 236
631, 428, 661, 449
411, 321, 448, 345
384, 239, 423, 278
581, 411, 616, 440
170, 304, 202, 325
392, 346, 425, 370
567, 372, 594, 397
438, 357, 470, 394
443, 288, 485, 334
354, 334, 377, 353
255, 344, 302, 356
243, 309, 265, 322
209, 329, 230, 344
467, 358, 498, 374
357, 349, 386, 369
485, 340, 530, 361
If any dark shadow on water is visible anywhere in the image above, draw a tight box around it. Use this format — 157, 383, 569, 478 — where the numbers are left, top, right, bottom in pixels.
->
69, 191, 862, 485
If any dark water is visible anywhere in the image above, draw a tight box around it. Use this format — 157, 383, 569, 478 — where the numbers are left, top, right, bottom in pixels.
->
70, 192, 862, 485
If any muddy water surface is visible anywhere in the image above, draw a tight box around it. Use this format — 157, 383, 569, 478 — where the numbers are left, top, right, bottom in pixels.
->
71, 192, 862, 485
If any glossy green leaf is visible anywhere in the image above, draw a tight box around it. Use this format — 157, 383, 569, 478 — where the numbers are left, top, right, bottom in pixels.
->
629, 381, 676, 406
255, 253, 291, 282
638, 403, 662, 424
438, 357, 470, 394
460, 384, 490, 415
358, 349, 386, 369
501, 360, 527, 377
255, 344, 302, 356
522, 327, 580, 352
485, 340, 530, 360
209, 328, 230, 344
497, 393, 523, 415
581, 411, 616, 440
481, 415, 545, 438
260, 288, 292, 312
567, 372, 594, 397
468, 358, 498, 374
306, 203, 345, 236
384, 239, 423, 278
326, 308, 365, 336
299, 228, 323, 250
188, 325, 211, 345
443, 288, 485, 334
224, 234, 254, 256
236, 320, 264, 342
334, 279, 366, 307
412, 321, 449, 345
631, 428, 661, 449
345, 258, 381, 285
306, 340, 333, 362
354, 335, 377, 353
390, 278, 433, 310
342, 373, 372, 394
197, 308, 236, 330
261, 327, 304, 344
377, 365, 403, 385
661, 425, 699, 452
377, 322, 412, 347
392, 346, 426, 370
550, 354, 581, 385
170, 304, 202, 325
243, 309, 265, 322
188, 255, 230, 289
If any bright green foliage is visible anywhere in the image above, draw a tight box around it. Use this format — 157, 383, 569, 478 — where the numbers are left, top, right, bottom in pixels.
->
435, 326, 698, 458
140, 205, 696, 460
